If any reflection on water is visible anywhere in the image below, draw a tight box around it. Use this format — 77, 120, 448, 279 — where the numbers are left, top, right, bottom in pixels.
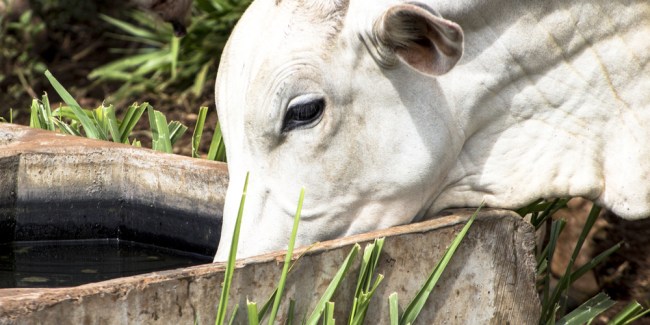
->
0, 239, 212, 288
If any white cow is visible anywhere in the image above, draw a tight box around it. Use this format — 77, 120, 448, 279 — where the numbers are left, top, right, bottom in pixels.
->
213, 0, 650, 261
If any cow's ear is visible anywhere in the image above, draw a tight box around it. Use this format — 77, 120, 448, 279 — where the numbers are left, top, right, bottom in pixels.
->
375, 4, 463, 76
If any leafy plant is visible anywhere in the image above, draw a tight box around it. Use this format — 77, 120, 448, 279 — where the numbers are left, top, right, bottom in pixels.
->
1, 0, 142, 117
89, 0, 252, 101
25, 70, 227, 160
518, 199, 648, 324
0, 9, 47, 102
214, 176, 479, 324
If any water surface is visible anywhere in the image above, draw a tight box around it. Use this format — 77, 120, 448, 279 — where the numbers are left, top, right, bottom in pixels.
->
0, 239, 212, 288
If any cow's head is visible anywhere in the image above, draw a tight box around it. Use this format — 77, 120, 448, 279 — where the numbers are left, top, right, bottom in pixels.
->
214, 0, 465, 261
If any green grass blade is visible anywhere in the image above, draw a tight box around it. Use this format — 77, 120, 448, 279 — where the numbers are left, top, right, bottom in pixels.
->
40, 93, 54, 131
350, 238, 385, 325
119, 102, 148, 143
400, 204, 482, 325
389, 293, 399, 325
215, 172, 249, 325
305, 243, 360, 325
537, 258, 548, 277
323, 302, 335, 325
541, 219, 566, 310
227, 304, 239, 325
542, 205, 601, 322
351, 274, 384, 325
168, 120, 188, 146
127, 10, 173, 37
155, 111, 172, 152
192, 106, 209, 158
52, 119, 80, 136
100, 14, 161, 40
104, 105, 121, 142
537, 244, 550, 270
362, 239, 384, 294
147, 107, 173, 152
44, 70, 101, 139
257, 289, 277, 321
556, 292, 615, 325
570, 242, 621, 281
132, 51, 172, 76
29, 99, 42, 129
247, 299, 259, 325
516, 198, 544, 217
192, 63, 211, 97
608, 301, 648, 325
268, 188, 305, 324
89, 51, 163, 79
517, 199, 569, 229
52, 106, 85, 121
92, 105, 110, 140
349, 297, 358, 325
353, 247, 373, 301
207, 121, 227, 161
170, 35, 180, 80
529, 199, 569, 230
619, 307, 650, 325
621, 312, 650, 325
285, 299, 296, 325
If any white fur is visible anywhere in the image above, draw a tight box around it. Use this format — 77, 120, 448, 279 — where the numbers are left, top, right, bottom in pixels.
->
214, 0, 650, 261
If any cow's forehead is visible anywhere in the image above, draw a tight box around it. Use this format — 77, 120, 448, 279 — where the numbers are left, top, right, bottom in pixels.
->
227, 0, 349, 73
219, 0, 352, 120
216, 0, 353, 148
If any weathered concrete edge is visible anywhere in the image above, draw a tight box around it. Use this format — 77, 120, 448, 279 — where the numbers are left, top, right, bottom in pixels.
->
0, 124, 229, 252
0, 209, 530, 314
0, 124, 229, 184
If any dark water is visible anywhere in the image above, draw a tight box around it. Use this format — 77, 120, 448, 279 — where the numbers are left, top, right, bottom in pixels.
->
0, 239, 213, 288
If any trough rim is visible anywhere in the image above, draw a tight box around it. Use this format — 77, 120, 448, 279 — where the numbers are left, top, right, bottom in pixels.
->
0, 209, 525, 314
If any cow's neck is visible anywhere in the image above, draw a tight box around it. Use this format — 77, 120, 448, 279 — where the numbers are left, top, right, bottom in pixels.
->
429, 0, 650, 219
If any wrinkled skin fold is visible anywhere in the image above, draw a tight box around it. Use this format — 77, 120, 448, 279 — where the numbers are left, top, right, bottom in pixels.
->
213, 0, 650, 261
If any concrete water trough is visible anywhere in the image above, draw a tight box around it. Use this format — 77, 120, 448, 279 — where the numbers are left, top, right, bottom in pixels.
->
0, 124, 540, 324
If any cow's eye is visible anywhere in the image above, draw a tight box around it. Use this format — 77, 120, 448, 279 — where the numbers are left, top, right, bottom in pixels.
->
282, 97, 325, 132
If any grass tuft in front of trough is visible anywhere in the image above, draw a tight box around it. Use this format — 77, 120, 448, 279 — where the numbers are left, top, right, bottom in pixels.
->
213, 176, 480, 324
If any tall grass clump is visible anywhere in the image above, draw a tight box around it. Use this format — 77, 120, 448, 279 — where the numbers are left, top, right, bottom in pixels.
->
25, 70, 227, 160
213, 177, 480, 324
89, 0, 252, 101
517, 199, 649, 324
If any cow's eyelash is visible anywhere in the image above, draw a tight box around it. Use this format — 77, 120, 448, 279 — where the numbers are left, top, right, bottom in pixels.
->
282, 98, 325, 132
